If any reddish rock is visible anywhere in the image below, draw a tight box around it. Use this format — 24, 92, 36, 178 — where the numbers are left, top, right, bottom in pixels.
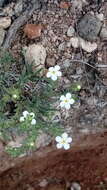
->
24, 24, 43, 39
59, 1, 70, 9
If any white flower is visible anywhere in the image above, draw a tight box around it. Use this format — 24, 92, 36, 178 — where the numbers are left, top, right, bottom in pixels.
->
31, 119, 36, 125
20, 111, 36, 125
46, 65, 62, 81
20, 116, 25, 122
55, 133, 72, 150
30, 112, 35, 118
12, 94, 17, 99
23, 111, 29, 118
60, 93, 75, 110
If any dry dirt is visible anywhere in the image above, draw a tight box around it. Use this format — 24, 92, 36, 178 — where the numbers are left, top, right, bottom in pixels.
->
0, 131, 107, 190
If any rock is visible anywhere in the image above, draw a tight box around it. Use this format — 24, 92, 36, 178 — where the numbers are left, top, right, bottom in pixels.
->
0, 28, 5, 46
62, 59, 72, 69
71, 182, 81, 190
39, 179, 48, 187
87, 97, 98, 106
59, 1, 70, 9
100, 27, 107, 39
79, 37, 97, 52
46, 57, 56, 67
67, 26, 75, 37
0, 9, 5, 16
70, 37, 80, 48
0, 17, 11, 29
24, 44, 46, 72
77, 14, 102, 41
58, 42, 65, 51
36, 131, 51, 149
14, 0, 22, 16
76, 67, 83, 75
95, 13, 104, 21
24, 24, 43, 39
72, 0, 88, 11
0, 0, 6, 7
70, 36, 97, 52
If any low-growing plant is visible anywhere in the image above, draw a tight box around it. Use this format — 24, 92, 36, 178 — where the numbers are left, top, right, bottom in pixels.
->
0, 50, 80, 157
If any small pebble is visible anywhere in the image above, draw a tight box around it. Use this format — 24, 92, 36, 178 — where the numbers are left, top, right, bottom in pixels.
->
39, 179, 48, 187
0, 17, 11, 29
67, 26, 75, 37
71, 182, 81, 190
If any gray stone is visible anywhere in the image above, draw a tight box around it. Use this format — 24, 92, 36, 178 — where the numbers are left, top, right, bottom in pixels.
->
58, 42, 65, 51
77, 14, 102, 41
67, 26, 75, 37
100, 26, 107, 39
36, 131, 51, 149
0, 9, 5, 16
0, 28, 5, 46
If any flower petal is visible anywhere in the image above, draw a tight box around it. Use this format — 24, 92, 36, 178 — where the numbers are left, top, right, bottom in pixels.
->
23, 111, 29, 118
66, 93, 71, 99
46, 72, 51, 78
63, 143, 70, 150
49, 67, 54, 72
60, 101, 65, 108
57, 71, 62, 77
54, 65, 60, 71
60, 95, 66, 101
62, 133, 68, 139
55, 136, 62, 142
65, 103, 70, 110
69, 98, 75, 105
56, 143, 63, 149
31, 119, 36, 125
20, 116, 25, 122
66, 137, 72, 143
51, 75, 57, 81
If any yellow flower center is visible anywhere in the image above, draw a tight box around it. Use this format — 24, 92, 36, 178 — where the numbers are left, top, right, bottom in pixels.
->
64, 99, 68, 103
51, 71, 56, 74
62, 139, 66, 144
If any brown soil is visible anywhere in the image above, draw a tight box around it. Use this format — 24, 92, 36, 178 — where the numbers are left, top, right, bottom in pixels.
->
0, 131, 107, 190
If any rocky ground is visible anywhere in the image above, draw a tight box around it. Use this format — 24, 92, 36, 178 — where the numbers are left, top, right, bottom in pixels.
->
0, 0, 107, 189
1, 0, 107, 136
